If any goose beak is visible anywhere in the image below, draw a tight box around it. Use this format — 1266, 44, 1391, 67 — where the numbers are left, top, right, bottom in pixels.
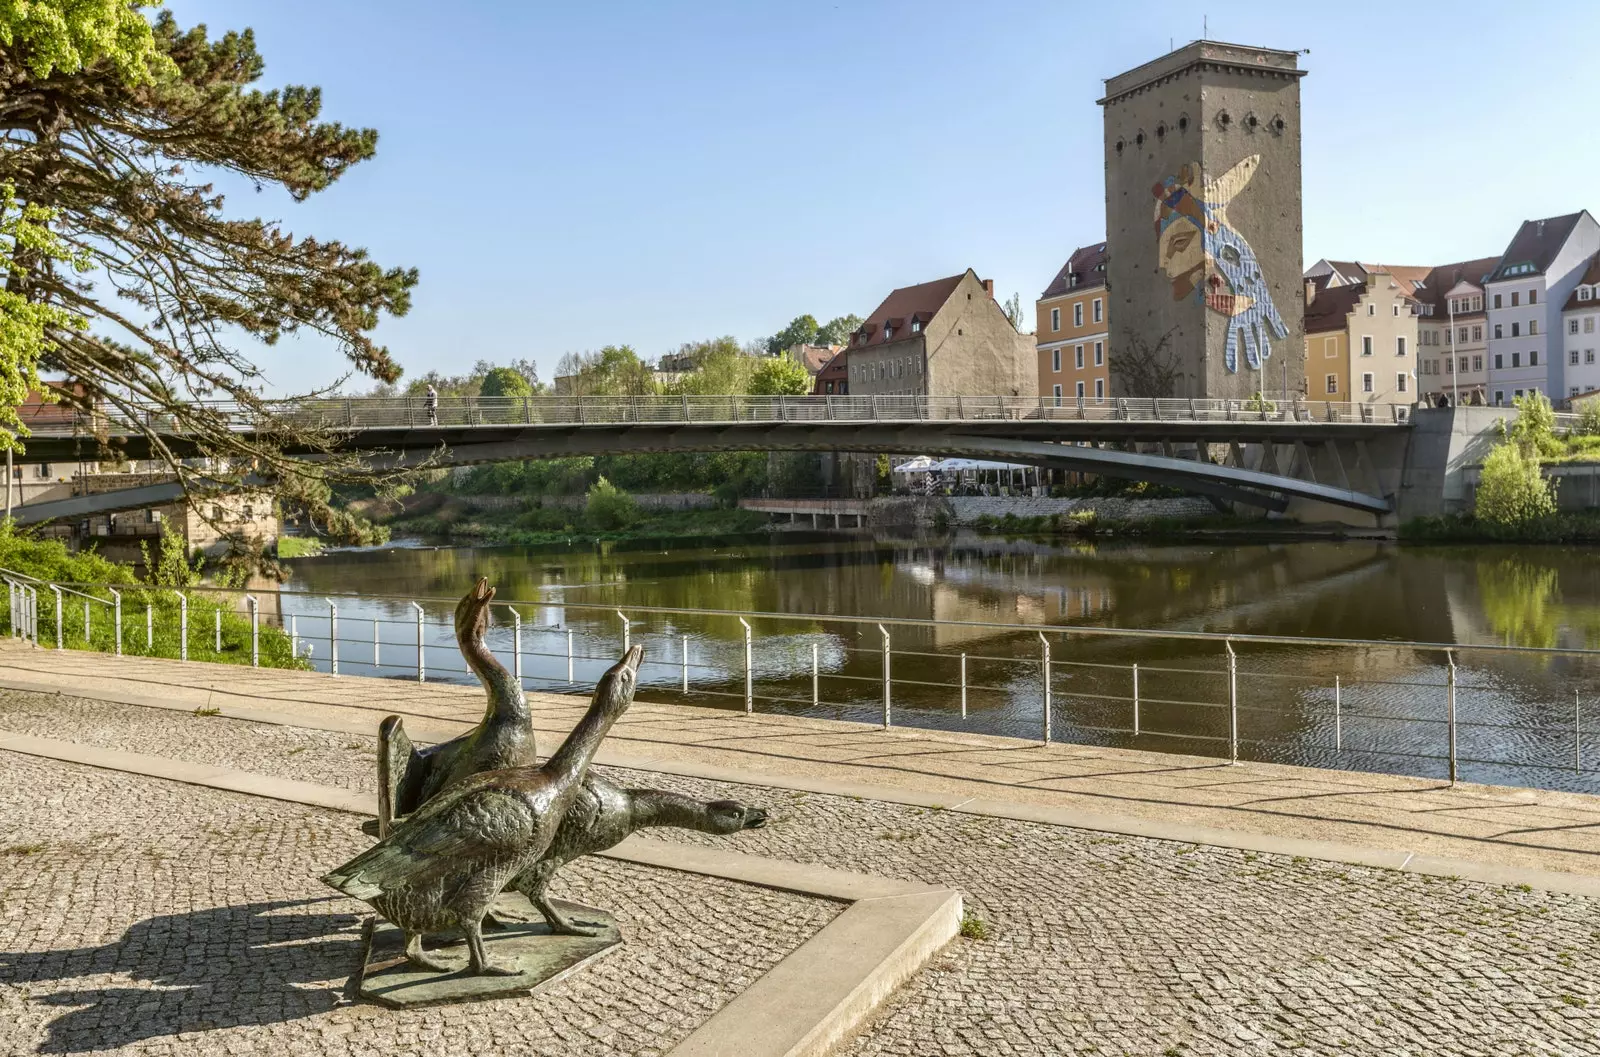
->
621, 644, 644, 674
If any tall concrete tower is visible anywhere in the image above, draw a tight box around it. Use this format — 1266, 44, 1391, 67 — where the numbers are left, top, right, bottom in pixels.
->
1100, 41, 1306, 402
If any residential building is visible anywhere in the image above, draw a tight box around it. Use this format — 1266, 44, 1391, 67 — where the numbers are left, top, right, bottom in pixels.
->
1562, 253, 1600, 403
71, 472, 279, 558
1102, 41, 1307, 400
1484, 211, 1600, 405
1035, 243, 1110, 403
784, 343, 843, 381
812, 350, 848, 395
1411, 257, 1499, 406
1302, 270, 1418, 405
843, 270, 1035, 398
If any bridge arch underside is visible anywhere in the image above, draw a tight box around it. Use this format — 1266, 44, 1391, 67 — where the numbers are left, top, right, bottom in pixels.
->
393, 425, 1391, 515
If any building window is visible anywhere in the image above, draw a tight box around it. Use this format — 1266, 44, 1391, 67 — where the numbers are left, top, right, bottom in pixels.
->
1459, 357, 1468, 372
1094, 378, 1105, 399
1397, 373, 1408, 393
1397, 337, 1407, 357
1511, 352, 1521, 367
1512, 292, 1520, 307
1493, 324, 1502, 339
1473, 296, 1482, 311
1094, 342, 1104, 367
1572, 319, 1581, 335
1588, 318, 1597, 333
883, 324, 894, 341
911, 320, 921, 334
1572, 350, 1581, 366
1075, 381, 1085, 398
1362, 373, 1374, 393
1473, 355, 1483, 372
1531, 350, 1539, 367
1582, 287, 1594, 301
1494, 294, 1502, 309
1494, 390, 1504, 405
1392, 303, 1400, 317
1073, 304, 1083, 327
1326, 374, 1338, 394
1515, 389, 1525, 399
1494, 354, 1503, 369
1511, 322, 1520, 337
1361, 336, 1373, 357
1530, 320, 1539, 336
1324, 337, 1337, 358
1075, 345, 1084, 369
1052, 383, 1062, 401
1472, 325, 1482, 341
1458, 326, 1468, 343
1050, 307, 1060, 332
1367, 304, 1376, 316
1530, 289, 1538, 305
1052, 348, 1061, 372
1573, 387, 1583, 398
1092, 298, 1103, 323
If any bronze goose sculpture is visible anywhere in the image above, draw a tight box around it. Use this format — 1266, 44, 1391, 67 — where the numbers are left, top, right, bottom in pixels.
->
325, 646, 644, 975
377, 578, 537, 837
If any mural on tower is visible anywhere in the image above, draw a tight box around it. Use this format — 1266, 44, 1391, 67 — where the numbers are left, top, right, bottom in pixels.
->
1153, 155, 1288, 373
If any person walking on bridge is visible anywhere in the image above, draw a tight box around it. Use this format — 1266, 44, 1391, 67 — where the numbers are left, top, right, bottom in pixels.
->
424, 382, 438, 426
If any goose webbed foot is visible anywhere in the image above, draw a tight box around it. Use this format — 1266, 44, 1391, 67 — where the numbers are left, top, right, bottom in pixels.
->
535, 895, 604, 937
466, 923, 518, 976
404, 932, 454, 973
483, 908, 524, 930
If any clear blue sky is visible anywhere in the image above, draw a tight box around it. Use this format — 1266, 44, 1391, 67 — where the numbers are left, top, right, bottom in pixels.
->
167, 0, 1600, 394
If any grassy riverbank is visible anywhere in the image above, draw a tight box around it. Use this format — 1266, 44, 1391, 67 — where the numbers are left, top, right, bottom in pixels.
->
1400, 511, 1600, 544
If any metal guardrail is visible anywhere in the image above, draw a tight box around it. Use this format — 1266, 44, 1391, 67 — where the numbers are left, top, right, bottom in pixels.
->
18, 394, 1416, 438
4, 580, 1598, 794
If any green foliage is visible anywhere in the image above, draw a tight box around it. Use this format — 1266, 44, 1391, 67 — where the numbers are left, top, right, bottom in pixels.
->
479, 366, 534, 399
1477, 558, 1560, 648
139, 521, 202, 587
1577, 401, 1600, 438
1475, 441, 1557, 527
584, 476, 639, 531
0, 0, 172, 82
0, 182, 88, 450
275, 536, 323, 559
556, 345, 657, 395
750, 355, 811, 396
1244, 390, 1277, 413
765, 314, 818, 356
815, 314, 863, 347
1509, 390, 1562, 458
1002, 292, 1024, 331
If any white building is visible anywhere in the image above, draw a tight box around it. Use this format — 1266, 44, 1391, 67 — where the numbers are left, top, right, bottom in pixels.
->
1484, 211, 1600, 406
1563, 254, 1600, 402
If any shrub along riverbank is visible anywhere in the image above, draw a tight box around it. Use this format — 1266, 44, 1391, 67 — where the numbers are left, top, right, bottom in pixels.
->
0, 523, 305, 669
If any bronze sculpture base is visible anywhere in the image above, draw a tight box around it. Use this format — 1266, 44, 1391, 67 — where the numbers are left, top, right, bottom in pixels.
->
349, 893, 621, 1008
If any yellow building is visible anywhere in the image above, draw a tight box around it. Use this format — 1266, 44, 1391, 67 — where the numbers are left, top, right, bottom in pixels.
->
1035, 243, 1110, 403
1303, 270, 1418, 404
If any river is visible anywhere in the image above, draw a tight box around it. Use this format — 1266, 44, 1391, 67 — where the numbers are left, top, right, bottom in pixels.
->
275, 532, 1600, 794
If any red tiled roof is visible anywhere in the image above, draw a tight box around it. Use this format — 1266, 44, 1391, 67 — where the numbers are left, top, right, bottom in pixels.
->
811, 350, 849, 395
1563, 253, 1600, 311
1304, 283, 1364, 334
850, 272, 969, 349
1040, 243, 1108, 300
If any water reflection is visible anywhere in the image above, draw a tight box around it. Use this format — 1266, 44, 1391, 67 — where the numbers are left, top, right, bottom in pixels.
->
278, 534, 1600, 794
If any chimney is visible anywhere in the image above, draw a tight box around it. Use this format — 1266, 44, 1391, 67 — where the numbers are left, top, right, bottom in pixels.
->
981, 278, 995, 297
1304, 278, 1317, 307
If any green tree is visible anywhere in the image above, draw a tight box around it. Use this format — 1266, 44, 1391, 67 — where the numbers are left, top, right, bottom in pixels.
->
0, 8, 418, 552
480, 366, 533, 398
556, 345, 657, 395
750, 355, 811, 395
584, 475, 638, 530
1002, 292, 1025, 332
1476, 439, 1556, 527
765, 314, 819, 356
0, 182, 87, 448
815, 314, 863, 347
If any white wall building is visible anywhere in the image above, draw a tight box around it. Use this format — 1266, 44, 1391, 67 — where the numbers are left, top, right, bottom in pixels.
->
1484, 211, 1600, 405
1563, 254, 1600, 401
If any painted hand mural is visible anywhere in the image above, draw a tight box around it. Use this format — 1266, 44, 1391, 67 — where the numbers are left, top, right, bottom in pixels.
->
1153, 155, 1288, 373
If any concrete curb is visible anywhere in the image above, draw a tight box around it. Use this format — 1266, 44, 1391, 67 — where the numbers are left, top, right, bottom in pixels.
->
6, 674, 1600, 899
0, 728, 962, 1057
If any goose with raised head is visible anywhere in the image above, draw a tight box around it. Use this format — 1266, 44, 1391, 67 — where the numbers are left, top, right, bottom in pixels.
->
324, 646, 643, 975
377, 578, 536, 837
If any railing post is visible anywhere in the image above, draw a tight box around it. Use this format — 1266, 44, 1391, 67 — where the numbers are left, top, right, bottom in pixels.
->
1334, 675, 1342, 751
1039, 632, 1052, 744
616, 609, 630, 652
681, 634, 689, 693
959, 652, 967, 719
27, 586, 36, 646
1446, 649, 1458, 784
811, 641, 819, 706
6, 580, 14, 639
178, 592, 187, 661
325, 597, 338, 677
738, 617, 753, 713
50, 585, 61, 649
373, 618, 380, 668
213, 609, 221, 653
1226, 639, 1238, 763
1132, 663, 1140, 735
512, 609, 521, 683
109, 589, 121, 657
146, 602, 153, 650
244, 595, 259, 667
412, 601, 425, 682
83, 598, 90, 645
878, 623, 891, 728
1577, 690, 1583, 775
290, 613, 298, 658
566, 627, 574, 684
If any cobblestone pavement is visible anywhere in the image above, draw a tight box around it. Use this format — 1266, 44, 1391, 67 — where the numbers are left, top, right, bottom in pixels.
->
7, 692, 1600, 1055
0, 753, 839, 1057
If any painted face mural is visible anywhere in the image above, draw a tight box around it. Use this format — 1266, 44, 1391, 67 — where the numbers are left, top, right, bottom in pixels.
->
1153, 155, 1288, 373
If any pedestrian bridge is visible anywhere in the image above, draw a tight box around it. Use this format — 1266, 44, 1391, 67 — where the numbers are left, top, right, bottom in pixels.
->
14, 394, 1415, 520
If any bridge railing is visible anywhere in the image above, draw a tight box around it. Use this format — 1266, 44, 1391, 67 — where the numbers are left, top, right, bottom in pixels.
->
18, 394, 1417, 438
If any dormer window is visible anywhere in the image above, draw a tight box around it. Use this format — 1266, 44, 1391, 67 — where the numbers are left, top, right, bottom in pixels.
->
1068, 274, 1079, 288
883, 324, 894, 341
911, 320, 921, 334
1582, 287, 1594, 302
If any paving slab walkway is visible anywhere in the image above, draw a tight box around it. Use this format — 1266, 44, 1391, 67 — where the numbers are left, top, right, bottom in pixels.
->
5, 640, 1600, 883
